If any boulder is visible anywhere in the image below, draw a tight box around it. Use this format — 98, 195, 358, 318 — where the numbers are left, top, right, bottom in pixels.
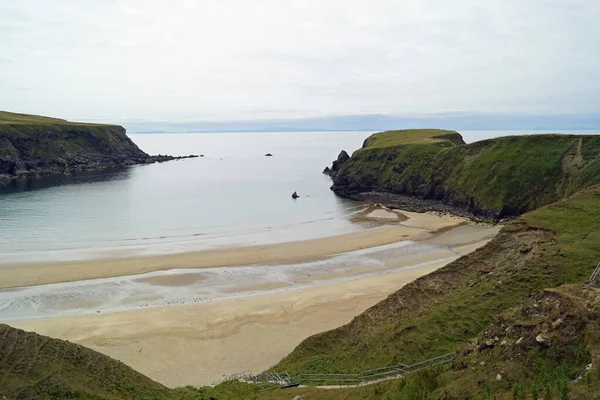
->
292, 191, 299, 199
265, 153, 273, 157
535, 334, 551, 348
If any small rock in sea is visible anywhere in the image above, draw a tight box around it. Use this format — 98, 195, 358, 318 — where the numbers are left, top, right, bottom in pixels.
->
200, 154, 205, 157
265, 153, 273, 157
292, 191, 299, 199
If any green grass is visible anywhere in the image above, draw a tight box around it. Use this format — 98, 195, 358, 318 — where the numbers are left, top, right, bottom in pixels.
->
0, 324, 171, 400
0, 110, 109, 126
360, 129, 465, 149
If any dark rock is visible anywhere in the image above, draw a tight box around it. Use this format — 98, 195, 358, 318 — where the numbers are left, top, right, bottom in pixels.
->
0, 121, 200, 189
292, 191, 299, 199
342, 191, 495, 223
146, 154, 199, 163
535, 334, 551, 348
323, 150, 350, 177
265, 153, 273, 157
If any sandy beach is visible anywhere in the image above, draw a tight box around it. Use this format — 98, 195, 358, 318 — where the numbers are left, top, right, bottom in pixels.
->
1, 209, 500, 387
7, 261, 454, 387
0, 211, 466, 289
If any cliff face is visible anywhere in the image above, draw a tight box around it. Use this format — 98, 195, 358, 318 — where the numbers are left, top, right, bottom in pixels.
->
0, 111, 195, 188
331, 129, 600, 219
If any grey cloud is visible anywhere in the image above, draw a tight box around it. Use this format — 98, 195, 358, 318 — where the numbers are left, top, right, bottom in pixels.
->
0, 0, 599, 122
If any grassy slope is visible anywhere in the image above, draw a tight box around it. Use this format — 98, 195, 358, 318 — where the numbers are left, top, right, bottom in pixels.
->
444, 283, 600, 399
360, 129, 466, 148
0, 324, 171, 400
273, 185, 600, 379
333, 130, 600, 218
0, 110, 109, 126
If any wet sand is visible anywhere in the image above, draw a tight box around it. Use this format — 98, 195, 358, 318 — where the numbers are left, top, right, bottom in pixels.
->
0, 211, 467, 289
7, 261, 452, 388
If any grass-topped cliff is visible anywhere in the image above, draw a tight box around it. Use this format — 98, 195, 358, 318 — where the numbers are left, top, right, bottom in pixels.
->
0, 110, 195, 188
331, 129, 600, 219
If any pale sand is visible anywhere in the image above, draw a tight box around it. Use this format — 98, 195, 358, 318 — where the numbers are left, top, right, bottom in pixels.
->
365, 208, 403, 220
7, 261, 450, 388
401, 210, 466, 231
0, 212, 465, 289
2, 211, 498, 387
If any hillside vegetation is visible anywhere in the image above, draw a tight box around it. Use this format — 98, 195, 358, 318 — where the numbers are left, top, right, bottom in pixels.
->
0, 324, 173, 400
332, 129, 600, 219
0, 111, 72, 125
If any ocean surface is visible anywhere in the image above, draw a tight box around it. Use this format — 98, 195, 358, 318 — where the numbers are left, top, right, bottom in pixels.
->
0, 129, 597, 263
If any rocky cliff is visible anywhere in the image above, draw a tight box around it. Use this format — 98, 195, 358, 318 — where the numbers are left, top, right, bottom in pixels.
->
329, 129, 600, 220
0, 111, 196, 188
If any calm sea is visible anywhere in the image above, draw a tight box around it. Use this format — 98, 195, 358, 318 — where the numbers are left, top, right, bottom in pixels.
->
0, 130, 597, 263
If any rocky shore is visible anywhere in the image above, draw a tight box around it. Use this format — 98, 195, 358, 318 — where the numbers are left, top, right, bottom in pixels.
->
343, 191, 505, 222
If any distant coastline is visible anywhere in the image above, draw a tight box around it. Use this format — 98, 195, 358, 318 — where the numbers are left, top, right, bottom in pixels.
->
121, 113, 600, 134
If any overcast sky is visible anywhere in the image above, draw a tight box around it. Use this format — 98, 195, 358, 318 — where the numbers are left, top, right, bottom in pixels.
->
1, 0, 599, 123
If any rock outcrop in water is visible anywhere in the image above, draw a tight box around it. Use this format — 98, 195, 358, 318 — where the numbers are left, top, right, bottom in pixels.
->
323, 149, 349, 177
0, 111, 197, 188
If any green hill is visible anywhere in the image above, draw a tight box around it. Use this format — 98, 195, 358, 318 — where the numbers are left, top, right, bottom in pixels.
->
0, 111, 71, 125
0, 324, 171, 400
0, 111, 195, 188
331, 130, 600, 219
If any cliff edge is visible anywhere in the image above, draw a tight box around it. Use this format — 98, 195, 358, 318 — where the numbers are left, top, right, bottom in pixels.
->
0, 111, 196, 188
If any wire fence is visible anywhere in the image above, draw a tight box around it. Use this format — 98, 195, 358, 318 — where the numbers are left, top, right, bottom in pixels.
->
216, 352, 454, 392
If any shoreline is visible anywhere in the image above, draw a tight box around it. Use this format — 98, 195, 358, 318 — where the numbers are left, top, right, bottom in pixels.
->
0, 210, 469, 289
337, 190, 513, 223
1, 207, 501, 387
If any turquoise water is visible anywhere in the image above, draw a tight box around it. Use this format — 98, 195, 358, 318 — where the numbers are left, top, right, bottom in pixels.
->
0, 131, 370, 263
